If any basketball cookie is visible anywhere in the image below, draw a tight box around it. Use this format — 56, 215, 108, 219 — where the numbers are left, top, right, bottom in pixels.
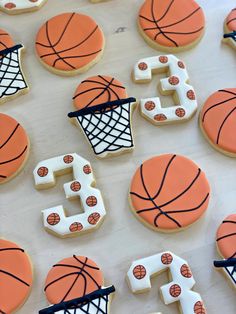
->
214, 214, 236, 290
39, 255, 115, 314
68, 75, 137, 158
33, 153, 106, 238
0, 238, 33, 313
0, 113, 30, 184
0, 0, 47, 14
133, 55, 198, 125
35, 12, 105, 76
223, 8, 236, 51
127, 251, 206, 314
200, 88, 236, 157
0, 29, 28, 103
129, 154, 210, 232
138, 0, 205, 52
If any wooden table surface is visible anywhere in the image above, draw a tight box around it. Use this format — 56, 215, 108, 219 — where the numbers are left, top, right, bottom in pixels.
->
0, 0, 236, 313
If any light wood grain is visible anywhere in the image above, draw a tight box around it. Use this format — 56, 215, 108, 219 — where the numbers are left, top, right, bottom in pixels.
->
0, 0, 236, 313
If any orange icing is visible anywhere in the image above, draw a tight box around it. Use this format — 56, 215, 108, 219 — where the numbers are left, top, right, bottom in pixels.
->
138, 0, 205, 48
73, 75, 127, 110
216, 214, 236, 259
0, 239, 33, 313
45, 256, 104, 304
35, 12, 104, 72
200, 89, 236, 154
0, 28, 15, 51
130, 154, 210, 231
226, 8, 236, 31
0, 113, 29, 184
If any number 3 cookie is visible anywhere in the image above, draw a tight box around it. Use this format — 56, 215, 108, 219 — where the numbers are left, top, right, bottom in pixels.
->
0, 0, 47, 14
133, 55, 197, 125
127, 251, 206, 314
33, 153, 106, 238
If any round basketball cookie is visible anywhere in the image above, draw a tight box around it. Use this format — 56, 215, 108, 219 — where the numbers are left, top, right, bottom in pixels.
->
200, 88, 236, 157
0, 113, 30, 184
129, 154, 210, 232
138, 0, 205, 52
223, 8, 236, 50
0, 28, 15, 50
0, 239, 33, 313
35, 12, 105, 76
0, 0, 47, 14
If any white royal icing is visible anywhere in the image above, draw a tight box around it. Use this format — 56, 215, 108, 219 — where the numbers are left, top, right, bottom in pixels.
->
133, 55, 198, 124
127, 251, 206, 314
0, 0, 47, 12
33, 153, 106, 237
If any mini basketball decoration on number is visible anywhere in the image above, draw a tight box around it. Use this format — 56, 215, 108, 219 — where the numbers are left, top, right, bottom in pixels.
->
0, 29, 28, 103
0, 0, 47, 14
214, 214, 236, 289
129, 154, 210, 232
0, 113, 30, 184
35, 12, 105, 76
133, 55, 198, 125
68, 75, 137, 158
127, 251, 206, 314
0, 239, 33, 313
138, 0, 205, 52
39, 255, 115, 314
33, 153, 106, 238
223, 8, 236, 51
200, 88, 236, 157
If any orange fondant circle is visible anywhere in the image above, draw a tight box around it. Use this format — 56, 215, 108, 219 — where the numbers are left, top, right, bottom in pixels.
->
73, 75, 127, 110
138, 0, 205, 49
0, 28, 15, 51
130, 154, 210, 231
35, 12, 104, 72
226, 8, 236, 31
216, 214, 236, 259
44, 255, 104, 304
0, 239, 33, 313
0, 113, 29, 184
200, 89, 236, 154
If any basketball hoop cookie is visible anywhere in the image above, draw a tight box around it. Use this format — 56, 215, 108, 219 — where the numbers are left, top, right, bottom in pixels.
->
33, 153, 106, 238
129, 154, 210, 232
0, 0, 47, 14
214, 214, 236, 290
223, 9, 236, 50
138, 0, 205, 52
0, 238, 33, 313
68, 75, 137, 158
127, 251, 206, 314
200, 88, 236, 157
39, 255, 115, 314
133, 55, 198, 125
0, 29, 28, 104
35, 12, 105, 76
0, 113, 30, 184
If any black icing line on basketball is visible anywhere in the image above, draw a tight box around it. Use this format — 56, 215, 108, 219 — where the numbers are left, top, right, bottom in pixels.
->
0, 145, 28, 165
0, 44, 23, 56
0, 124, 20, 150
39, 286, 115, 314
68, 97, 136, 117
214, 258, 236, 268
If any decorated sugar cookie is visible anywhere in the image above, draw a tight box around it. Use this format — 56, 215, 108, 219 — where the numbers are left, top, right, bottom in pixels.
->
0, 0, 47, 14
0, 29, 28, 103
33, 153, 106, 238
129, 154, 210, 232
127, 251, 206, 314
200, 88, 236, 157
223, 9, 236, 50
0, 113, 30, 184
35, 13, 105, 76
214, 214, 236, 289
0, 239, 33, 313
138, 0, 205, 52
68, 75, 137, 158
39, 255, 115, 314
133, 55, 197, 125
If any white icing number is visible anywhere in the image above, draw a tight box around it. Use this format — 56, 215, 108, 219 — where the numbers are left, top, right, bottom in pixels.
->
133, 55, 198, 124
0, 0, 47, 12
127, 251, 206, 314
33, 153, 106, 237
